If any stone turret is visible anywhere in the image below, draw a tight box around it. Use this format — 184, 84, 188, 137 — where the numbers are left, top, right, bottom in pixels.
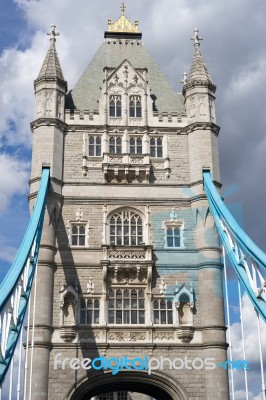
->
183, 29, 220, 187
27, 25, 67, 400
34, 24, 67, 120
31, 24, 67, 186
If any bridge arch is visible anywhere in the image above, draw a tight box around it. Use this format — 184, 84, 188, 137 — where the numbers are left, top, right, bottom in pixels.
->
66, 370, 189, 400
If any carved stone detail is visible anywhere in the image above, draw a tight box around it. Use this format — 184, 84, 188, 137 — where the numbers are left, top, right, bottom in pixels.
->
109, 118, 123, 126
130, 157, 144, 164
108, 332, 126, 342
152, 162, 164, 169
109, 249, 145, 260
108, 266, 147, 285
108, 331, 146, 342
176, 326, 195, 343
60, 327, 77, 343
129, 332, 146, 341
87, 161, 102, 168
153, 331, 174, 341
109, 157, 123, 164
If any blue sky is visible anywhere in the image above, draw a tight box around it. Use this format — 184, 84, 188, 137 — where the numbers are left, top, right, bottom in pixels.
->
0, 1, 266, 399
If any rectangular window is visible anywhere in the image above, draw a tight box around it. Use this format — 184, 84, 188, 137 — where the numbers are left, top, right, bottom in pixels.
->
129, 95, 142, 118
153, 299, 173, 324
80, 298, 100, 324
71, 224, 86, 246
150, 137, 163, 157
165, 226, 181, 248
129, 137, 142, 155
108, 288, 145, 324
109, 136, 122, 154
109, 95, 122, 117
88, 136, 101, 157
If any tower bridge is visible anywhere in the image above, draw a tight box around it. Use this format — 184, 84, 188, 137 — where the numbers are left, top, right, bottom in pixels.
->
0, 4, 266, 400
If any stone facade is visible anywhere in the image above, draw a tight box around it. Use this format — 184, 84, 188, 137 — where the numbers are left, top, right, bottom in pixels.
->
28, 16, 229, 400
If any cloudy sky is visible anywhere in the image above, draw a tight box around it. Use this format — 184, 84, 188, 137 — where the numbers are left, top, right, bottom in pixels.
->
0, 0, 266, 398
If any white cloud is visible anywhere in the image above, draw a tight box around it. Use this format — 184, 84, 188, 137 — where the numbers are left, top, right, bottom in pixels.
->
0, 154, 29, 212
229, 293, 266, 397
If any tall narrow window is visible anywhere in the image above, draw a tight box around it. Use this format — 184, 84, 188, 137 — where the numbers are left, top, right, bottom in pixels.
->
109, 136, 122, 154
80, 298, 100, 324
89, 136, 101, 156
150, 137, 163, 157
165, 226, 181, 248
129, 96, 142, 117
71, 224, 86, 246
153, 299, 173, 324
109, 95, 122, 117
110, 210, 143, 246
129, 137, 142, 154
108, 288, 145, 324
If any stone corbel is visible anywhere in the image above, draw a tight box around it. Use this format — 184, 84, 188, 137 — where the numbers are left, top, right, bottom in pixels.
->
176, 326, 195, 343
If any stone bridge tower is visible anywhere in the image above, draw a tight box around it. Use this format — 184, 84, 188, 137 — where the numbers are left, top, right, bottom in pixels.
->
29, 6, 229, 400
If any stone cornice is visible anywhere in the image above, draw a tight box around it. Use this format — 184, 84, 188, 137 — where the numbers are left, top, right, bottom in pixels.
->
184, 121, 220, 136
31, 117, 68, 132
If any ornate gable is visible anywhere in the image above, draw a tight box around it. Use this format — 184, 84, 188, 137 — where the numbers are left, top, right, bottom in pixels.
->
106, 59, 146, 96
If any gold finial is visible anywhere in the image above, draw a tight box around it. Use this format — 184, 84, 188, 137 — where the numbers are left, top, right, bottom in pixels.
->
120, 3, 126, 16
107, 3, 139, 33
47, 24, 60, 44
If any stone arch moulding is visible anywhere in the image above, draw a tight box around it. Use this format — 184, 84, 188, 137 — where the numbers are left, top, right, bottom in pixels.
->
106, 206, 147, 246
66, 370, 189, 400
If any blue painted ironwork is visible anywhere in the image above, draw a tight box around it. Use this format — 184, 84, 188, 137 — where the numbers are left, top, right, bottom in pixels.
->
0, 167, 50, 385
203, 171, 266, 323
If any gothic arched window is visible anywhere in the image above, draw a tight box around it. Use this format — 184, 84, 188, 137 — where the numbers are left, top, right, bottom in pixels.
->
110, 136, 122, 154
110, 210, 143, 246
108, 288, 145, 324
129, 95, 142, 118
71, 224, 86, 246
109, 95, 122, 117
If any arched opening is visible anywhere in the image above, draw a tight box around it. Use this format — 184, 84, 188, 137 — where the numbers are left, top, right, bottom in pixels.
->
67, 370, 188, 400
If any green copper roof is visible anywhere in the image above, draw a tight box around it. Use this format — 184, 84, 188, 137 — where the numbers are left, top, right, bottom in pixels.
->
66, 41, 185, 114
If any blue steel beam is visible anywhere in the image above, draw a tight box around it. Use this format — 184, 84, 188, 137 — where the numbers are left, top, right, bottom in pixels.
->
203, 171, 266, 323
0, 167, 50, 385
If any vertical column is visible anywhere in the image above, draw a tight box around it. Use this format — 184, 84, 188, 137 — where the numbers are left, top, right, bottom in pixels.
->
26, 198, 58, 400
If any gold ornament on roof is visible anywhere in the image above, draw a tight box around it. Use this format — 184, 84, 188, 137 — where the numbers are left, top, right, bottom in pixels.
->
107, 3, 139, 33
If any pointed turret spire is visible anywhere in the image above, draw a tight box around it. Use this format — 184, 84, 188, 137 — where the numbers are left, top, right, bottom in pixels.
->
184, 29, 215, 92
34, 25, 67, 90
